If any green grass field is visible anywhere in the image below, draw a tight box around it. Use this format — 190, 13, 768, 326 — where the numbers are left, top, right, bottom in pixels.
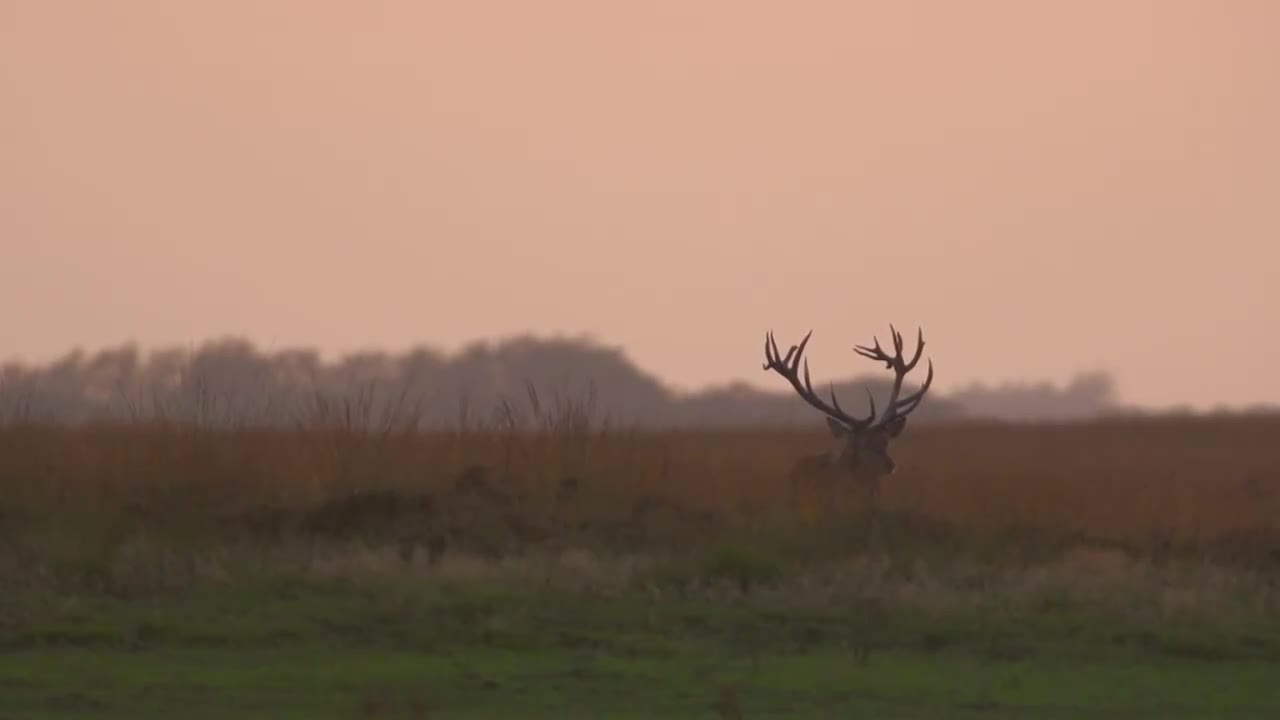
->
4, 574, 1280, 719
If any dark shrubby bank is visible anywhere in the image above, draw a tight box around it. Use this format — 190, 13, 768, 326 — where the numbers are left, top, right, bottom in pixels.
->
0, 335, 1128, 428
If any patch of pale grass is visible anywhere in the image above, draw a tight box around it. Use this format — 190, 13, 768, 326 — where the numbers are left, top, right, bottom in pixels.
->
12, 529, 1277, 623
760, 547, 1278, 620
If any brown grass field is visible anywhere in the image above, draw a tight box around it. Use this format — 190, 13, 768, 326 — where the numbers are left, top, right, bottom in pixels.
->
2, 413, 1279, 591
4, 414, 1280, 717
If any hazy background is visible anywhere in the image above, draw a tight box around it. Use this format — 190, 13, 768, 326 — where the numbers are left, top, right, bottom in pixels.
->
2, 1, 1276, 412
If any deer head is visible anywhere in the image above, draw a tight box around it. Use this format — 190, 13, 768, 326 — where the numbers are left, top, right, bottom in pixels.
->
763, 325, 934, 480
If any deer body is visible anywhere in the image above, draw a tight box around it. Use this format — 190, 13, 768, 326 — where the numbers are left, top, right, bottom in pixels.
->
786, 453, 858, 521
762, 326, 934, 526
788, 453, 885, 522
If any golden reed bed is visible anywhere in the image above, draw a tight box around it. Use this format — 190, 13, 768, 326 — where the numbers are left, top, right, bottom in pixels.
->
1, 415, 1277, 551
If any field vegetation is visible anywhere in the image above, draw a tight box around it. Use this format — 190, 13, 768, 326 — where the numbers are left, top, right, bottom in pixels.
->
1, 400, 1279, 717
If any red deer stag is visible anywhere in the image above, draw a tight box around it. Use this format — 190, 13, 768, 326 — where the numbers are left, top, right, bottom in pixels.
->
762, 325, 933, 525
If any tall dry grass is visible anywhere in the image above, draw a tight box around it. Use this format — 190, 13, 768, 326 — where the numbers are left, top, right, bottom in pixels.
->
0, 408, 1278, 590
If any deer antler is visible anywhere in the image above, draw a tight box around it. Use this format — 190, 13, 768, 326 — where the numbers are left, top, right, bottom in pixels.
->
763, 330, 876, 429
853, 324, 934, 428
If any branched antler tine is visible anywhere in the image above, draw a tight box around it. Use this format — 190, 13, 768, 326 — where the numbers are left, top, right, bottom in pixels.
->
791, 330, 813, 372
893, 359, 934, 416
863, 387, 877, 423
853, 336, 889, 365
765, 332, 786, 370
880, 337, 895, 367
904, 327, 926, 371
782, 345, 797, 367
877, 325, 912, 416
828, 382, 846, 415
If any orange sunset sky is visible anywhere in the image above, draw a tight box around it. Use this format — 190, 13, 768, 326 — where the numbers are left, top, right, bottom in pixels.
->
1, 1, 1276, 409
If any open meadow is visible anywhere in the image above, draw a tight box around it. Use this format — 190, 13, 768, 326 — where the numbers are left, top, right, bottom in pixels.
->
2, 414, 1279, 718
7, 0, 1280, 715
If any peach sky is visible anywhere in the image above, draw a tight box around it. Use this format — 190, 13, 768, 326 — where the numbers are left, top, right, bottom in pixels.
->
1, 1, 1276, 409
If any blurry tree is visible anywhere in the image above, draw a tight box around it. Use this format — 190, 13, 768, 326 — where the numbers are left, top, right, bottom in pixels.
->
0, 337, 1150, 429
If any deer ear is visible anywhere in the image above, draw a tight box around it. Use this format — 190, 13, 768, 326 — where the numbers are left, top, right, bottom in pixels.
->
886, 416, 908, 437
825, 416, 850, 438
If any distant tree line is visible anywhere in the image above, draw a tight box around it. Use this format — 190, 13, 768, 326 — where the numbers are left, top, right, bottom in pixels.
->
0, 335, 1128, 429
